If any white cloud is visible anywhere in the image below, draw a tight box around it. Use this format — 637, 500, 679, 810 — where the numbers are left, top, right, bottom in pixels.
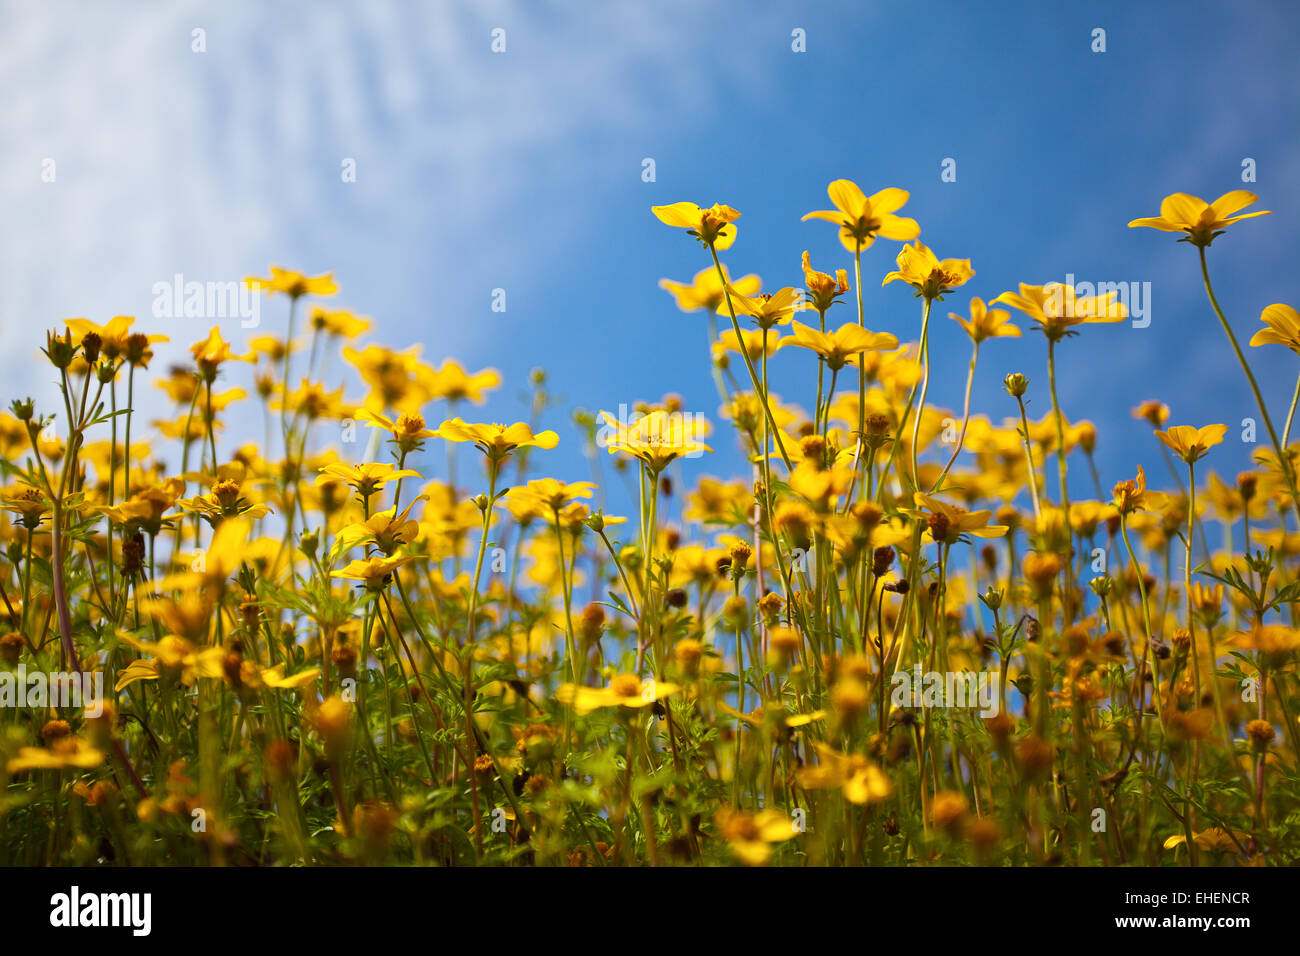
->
0, 0, 779, 417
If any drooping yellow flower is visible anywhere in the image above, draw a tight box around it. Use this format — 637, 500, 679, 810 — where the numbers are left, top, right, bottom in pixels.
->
599, 409, 712, 472
801, 180, 920, 253
882, 241, 973, 300
555, 673, 679, 715
660, 265, 760, 314
651, 202, 741, 250
1128, 191, 1270, 247
715, 806, 799, 866
244, 266, 339, 299
436, 419, 559, 463
992, 282, 1126, 338
949, 297, 1019, 344
1155, 423, 1228, 464
1249, 303, 1300, 353
785, 320, 898, 371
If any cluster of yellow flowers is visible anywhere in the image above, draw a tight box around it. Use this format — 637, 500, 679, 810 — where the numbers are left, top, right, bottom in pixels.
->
0, 183, 1297, 867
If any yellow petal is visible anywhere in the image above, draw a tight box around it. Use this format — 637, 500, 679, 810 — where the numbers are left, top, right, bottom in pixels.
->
651, 202, 703, 228
826, 179, 867, 216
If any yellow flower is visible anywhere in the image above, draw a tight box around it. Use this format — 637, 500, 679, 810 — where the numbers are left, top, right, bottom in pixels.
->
243, 662, 322, 691
343, 343, 433, 413
271, 379, 354, 420
1163, 827, 1249, 854
316, 462, 423, 499
660, 265, 760, 314
714, 327, 785, 364
801, 250, 850, 313
423, 359, 502, 405
1131, 400, 1170, 428
882, 241, 973, 300
651, 202, 741, 249
1128, 191, 1270, 247
245, 266, 339, 299
503, 478, 595, 519
785, 320, 898, 371
6, 737, 104, 774
726, 286, 802, 330
114, 634, 226, 691
715, 806, 799, 866
1155, 423, 1228, 464
178, 469, 272, 522
555, 673, 679, 715
801, 180, 920, 253
684, 478, 751, 524
796, 742, 894, 805
1112, 465, 1168, 515
190, 326, 251, 378
310, 306, 371, 338
357, 408, 438, 452
331, 554, 414, 591
247, 335, 295, 363
336, 497, 425, 555
97, 483, 182, 536
1249, 303, 1300, 353
599, 408, 711, 472
949, 297, 1019, 344
992, 282, 1126, 338
64, 315, 168, 361
909, 493, 1008, 543
1068, 500, 1118, 537
436, 419, 559, 463
2, 484, 49, 528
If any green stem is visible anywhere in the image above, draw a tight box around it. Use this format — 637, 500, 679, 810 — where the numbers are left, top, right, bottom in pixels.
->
1199, 246, 1300, 513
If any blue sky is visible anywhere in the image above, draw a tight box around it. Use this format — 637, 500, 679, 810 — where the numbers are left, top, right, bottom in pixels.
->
3, 0, 1298, 520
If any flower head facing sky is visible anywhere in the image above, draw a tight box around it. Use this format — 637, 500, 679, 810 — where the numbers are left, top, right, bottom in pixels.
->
1128, 191, 1271, 247
802, 180, 920, 253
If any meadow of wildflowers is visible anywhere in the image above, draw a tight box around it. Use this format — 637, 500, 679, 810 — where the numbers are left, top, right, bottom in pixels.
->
0, 181, 1298, 872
